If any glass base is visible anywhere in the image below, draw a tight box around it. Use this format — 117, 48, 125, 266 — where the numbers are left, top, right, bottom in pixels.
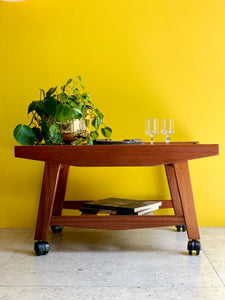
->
165, 135, 170, 144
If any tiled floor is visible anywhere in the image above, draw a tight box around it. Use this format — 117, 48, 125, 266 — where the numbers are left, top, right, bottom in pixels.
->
0, 227, 224, 300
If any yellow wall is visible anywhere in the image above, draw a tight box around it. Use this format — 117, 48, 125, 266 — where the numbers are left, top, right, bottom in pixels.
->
0, 0, 224, 227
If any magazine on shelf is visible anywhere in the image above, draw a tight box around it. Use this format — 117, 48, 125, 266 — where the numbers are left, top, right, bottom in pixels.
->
82, 198, 162, 214
79, 205, 159, 215
79, 207, 117, 215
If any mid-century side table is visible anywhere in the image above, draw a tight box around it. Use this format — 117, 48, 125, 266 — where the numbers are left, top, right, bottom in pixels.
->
14, 142, 219, 256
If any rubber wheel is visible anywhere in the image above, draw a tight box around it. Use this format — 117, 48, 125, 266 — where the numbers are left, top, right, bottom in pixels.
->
176, 225, 186, 232
51, 226, 63, 233
187, 239, 201, 255
34, 241, 50, 256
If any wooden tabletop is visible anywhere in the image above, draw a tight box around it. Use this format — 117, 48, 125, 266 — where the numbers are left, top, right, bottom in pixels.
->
14, 143, 219, 167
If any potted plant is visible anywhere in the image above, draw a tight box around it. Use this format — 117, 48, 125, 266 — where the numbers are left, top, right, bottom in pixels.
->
13, 76, 112, 145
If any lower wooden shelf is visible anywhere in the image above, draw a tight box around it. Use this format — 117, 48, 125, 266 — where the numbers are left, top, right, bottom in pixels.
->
50, 215, 185, 230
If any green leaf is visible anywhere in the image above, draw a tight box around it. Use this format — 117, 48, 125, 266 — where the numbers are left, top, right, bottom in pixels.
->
46, 86, 57, 98
44, 132, 51, 145
61, 85, 65, 93
91, 116, 101, 129
13, 124, 36, 145
82, 92, 90, 99
71, 107, 83, 119
68, 99, 77, 107
78, 101, 85, 110
56, 103, 72, 124
43, 97, 57, 117
78, 75, 82, 81
86, 104, 94, 111
58, 93, 67, 102
95, 108, 104, 119
75, 138, 83, 145
87, 99, 94, 106
79, 81, 84, 89
101, 126, 112, 138
28, 101, 38, 114
90, 130, 99, 140
49, 123, 60, 136
66, 78, 72, 85
32, 127, 43, 143
69, 95, 80, 104
41, 119, 49, 137
77, 101, 86, 118
36, 102, 45, 118
68, 95, 76, 100
52, 133, 63, 144
40, 89, 45, 99
85, 119, 90, 128
87, 135, 93, 145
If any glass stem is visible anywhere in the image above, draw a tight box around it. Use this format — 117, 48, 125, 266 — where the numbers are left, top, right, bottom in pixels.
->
150, 135, 154, 145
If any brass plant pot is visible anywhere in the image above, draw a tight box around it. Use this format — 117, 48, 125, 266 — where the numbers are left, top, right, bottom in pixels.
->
63, 132, 87, 143
62, 119, 88, 144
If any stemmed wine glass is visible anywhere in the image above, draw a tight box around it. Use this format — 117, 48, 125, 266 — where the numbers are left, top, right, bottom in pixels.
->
161, 118, 174, 144
145, 118, 159, 144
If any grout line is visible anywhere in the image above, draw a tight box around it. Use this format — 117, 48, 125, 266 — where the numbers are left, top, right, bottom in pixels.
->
0, 285, 224, 288
202, 248, 225, 287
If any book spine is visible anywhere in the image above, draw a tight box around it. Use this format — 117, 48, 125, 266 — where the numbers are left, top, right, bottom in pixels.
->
134, 202, 162, 212
80, 207, 137, 215
82, 203, 134, 213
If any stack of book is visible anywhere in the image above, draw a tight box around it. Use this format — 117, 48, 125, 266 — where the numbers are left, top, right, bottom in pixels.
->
79, 198, 162, 215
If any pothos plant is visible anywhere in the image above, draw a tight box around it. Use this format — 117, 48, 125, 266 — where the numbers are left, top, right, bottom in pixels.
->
13, 76, 112, 145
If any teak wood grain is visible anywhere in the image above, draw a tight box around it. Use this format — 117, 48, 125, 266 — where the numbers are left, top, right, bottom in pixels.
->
52, 165, 70, 216
50, 215, 185, 230
165, 164, 184, 215
14, 143, 219, 244
174, 162, 200, 240
34, 163, 61, 240
15, 143, 219, 167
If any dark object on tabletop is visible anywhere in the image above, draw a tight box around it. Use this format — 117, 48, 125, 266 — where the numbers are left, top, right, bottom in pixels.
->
93, 139, 144, 145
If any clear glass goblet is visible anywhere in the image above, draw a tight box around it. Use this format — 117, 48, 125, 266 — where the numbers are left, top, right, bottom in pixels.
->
145, 118, 159, 145
161, 118, 174, 144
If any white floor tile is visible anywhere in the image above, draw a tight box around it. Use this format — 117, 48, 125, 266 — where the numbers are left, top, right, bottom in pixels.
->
0, 229, 32, 267
0, 286, 225, 300
0, 227, 224, 298
199, 228, 225, 288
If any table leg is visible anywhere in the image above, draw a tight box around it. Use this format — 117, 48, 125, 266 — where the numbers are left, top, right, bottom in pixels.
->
174, 161, 200, 240
52, 165, 70, 216
34, 163, 61, 241
165, 164, 186, 232
165, 164, 183, 216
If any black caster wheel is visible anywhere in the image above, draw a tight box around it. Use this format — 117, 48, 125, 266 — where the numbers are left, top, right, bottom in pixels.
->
34, 240, 50, 256
187, 239, 201, 255
176, 225, 186, 232
51, 226, 63, 233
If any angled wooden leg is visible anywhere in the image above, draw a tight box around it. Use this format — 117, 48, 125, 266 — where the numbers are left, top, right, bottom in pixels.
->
52, 165, 70, 216
174, 161, 200, 240
34, 163, 61, 241
165, 164, 183, 216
